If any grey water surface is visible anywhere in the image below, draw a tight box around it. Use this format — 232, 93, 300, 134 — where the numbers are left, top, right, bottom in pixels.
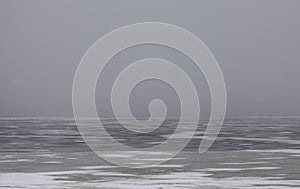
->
0, 117, 299, 189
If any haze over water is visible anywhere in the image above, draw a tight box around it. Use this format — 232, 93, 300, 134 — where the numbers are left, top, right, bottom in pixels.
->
1, 1, 300, 188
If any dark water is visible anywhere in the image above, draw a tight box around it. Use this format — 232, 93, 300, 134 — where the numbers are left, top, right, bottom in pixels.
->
0, 117, 299, 188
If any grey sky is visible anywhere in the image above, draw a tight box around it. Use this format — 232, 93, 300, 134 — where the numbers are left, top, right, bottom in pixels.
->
0, 0, 300, 117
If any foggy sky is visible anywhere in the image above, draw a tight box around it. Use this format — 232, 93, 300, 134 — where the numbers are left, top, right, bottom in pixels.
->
1, 0, 300, 117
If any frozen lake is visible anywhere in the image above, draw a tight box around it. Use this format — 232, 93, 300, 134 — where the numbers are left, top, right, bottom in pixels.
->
0, 117, 299, 188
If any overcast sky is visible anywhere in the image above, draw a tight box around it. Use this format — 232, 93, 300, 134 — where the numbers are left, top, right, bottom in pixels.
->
0, 0, 300, 117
